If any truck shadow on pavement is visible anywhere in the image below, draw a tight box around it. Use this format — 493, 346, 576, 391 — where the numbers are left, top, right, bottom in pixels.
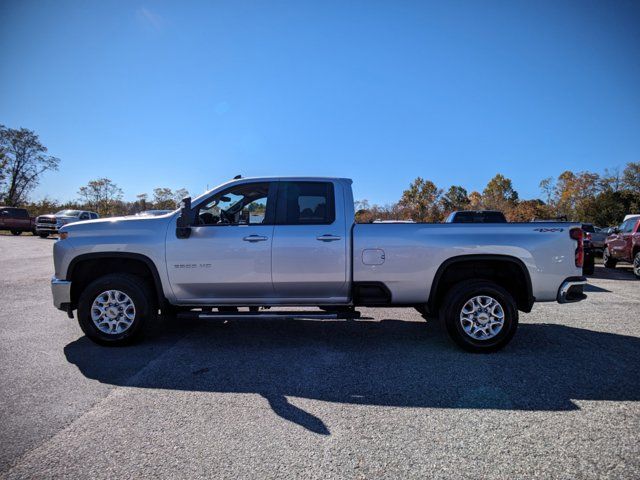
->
64, 319, 640, 435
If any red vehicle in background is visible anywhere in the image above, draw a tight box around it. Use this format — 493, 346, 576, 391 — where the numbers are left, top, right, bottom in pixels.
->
603, 216, 640, 279
0, 207, 36, 235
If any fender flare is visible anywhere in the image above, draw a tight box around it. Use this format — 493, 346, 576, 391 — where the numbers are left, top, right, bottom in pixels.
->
427, 254, 534, 313
67, 252, 166, 305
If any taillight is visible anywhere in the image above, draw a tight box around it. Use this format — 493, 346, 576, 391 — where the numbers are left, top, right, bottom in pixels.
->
570, 228, 583, 268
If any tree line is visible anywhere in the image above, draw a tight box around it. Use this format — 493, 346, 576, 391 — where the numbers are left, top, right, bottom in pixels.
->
356, 164, 640, 226
2, 124, 639, 225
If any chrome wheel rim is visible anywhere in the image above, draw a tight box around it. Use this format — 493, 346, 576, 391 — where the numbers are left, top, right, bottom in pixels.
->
634, 256, 640, 277
91, 290, 136, 335
459, 295, 505, 340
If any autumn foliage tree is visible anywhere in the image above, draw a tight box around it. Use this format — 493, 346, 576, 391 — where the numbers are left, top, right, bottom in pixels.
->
398, 177, 442, 222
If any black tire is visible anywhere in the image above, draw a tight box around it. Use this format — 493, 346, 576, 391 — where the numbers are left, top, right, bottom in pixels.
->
603, 247, 617, 269
634, 252, 640, 280
10, 230, 22, 236
583, 255, 595, 275
38, 233, 49, 238
77, 273, 156, 346
441, 280, 518, 353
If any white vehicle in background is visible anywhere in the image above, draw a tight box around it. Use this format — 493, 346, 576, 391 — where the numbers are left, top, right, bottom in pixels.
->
51, 176, 587, 352
36, 210, 98, 238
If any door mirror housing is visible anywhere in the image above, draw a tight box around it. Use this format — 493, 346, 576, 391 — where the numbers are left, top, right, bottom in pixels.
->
176, 197, 194, 239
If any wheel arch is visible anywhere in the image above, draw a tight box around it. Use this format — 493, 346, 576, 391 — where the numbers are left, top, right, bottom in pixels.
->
67, 252, 165, 308
427, 254, 534, 314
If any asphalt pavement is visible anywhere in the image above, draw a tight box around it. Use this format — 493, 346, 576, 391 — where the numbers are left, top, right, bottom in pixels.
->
1, 234, 639, 479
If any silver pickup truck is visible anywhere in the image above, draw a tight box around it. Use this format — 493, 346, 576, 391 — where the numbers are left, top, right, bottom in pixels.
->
51, 177, 587, 352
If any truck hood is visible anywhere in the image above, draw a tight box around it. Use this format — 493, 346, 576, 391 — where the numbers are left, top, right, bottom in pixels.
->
59, 213, 175, 237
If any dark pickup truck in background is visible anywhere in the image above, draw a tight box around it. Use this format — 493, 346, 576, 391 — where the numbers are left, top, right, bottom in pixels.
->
0, 207, 36, 235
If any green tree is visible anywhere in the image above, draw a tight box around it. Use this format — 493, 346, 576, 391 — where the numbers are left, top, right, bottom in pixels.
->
0, 125, 60, 205
592, 189, 640, 227
482, 174, 518, 212
441, 185, 470, 214
399, 177, 442, 222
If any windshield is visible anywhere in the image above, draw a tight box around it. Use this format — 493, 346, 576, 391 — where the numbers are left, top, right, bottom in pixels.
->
55, 210, 81, 216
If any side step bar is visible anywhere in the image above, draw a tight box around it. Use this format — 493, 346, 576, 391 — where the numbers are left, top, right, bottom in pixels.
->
176, 310, 361, 321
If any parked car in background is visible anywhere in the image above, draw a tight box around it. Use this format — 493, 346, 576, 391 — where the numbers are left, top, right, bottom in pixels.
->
134, 210, 173, 217
582, 223, 606, 256
0, 207, 36, 235
603, 216, 640, 279
36, 210, 99, 238
445, 210, 507, 223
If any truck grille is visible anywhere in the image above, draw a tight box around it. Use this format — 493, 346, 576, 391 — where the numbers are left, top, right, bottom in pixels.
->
37, 217, 57, 224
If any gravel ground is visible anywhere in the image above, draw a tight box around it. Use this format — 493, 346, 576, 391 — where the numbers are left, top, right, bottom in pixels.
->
0, 235, 639, 479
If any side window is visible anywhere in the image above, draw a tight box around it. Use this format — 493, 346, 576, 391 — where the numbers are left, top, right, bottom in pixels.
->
90, 213, 98, 219
621, 220, 633, 233
197, 182, 273, 226
79, 212, 90, 220
276, 181, 335, 225
13, 209, 29, 219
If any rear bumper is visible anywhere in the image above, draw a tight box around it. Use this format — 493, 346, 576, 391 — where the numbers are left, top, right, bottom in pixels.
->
557, 276, 587, 303
51, 276, 71, 310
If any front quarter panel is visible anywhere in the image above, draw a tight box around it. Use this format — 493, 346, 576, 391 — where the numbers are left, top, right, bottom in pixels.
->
56, 215, 174, 300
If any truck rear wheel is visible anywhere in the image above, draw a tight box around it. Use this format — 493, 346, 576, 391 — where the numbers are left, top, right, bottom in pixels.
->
634, 252, 640, 279
77, 273, 156, 346
441, 280, 518, 353
10, 230, 22, 235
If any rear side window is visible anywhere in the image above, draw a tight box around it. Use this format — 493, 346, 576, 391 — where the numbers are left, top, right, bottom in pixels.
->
90, 213, 98, 219
3, 208, 28, 219
276, 182, 335, 225
452, 211, 506, 223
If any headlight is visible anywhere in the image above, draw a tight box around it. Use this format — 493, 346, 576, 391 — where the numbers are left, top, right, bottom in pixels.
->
59, 232, 69, 240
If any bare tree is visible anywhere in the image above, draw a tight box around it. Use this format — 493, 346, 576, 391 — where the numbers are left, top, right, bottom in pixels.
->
0, 125, 60, 205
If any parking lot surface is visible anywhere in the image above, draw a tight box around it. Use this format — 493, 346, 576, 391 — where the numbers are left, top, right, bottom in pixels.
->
0, 235, 639, 479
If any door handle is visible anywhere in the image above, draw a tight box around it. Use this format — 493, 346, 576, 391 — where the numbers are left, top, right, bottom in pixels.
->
243, 235, 268, 242
316, 234, 342, 242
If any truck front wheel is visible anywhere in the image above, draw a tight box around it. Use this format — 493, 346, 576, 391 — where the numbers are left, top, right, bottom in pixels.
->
77, 273, 156, 346
441, 280, 518, 353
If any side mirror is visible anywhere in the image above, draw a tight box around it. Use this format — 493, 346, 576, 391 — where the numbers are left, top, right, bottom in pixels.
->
613, 227, 620, 234
176, 197, 194, 239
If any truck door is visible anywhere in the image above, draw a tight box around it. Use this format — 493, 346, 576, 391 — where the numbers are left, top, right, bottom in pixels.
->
610, 219, 633, 260
165, 181, 277, 303
271, 181, 349, 302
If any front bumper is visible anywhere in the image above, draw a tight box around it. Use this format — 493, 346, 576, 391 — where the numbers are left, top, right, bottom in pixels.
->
36, 224, 59, 234
557, 276, 587, 303
51, 276, 71, 310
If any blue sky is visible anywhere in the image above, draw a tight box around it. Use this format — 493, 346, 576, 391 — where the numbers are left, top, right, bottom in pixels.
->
1, 0, 639, 205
